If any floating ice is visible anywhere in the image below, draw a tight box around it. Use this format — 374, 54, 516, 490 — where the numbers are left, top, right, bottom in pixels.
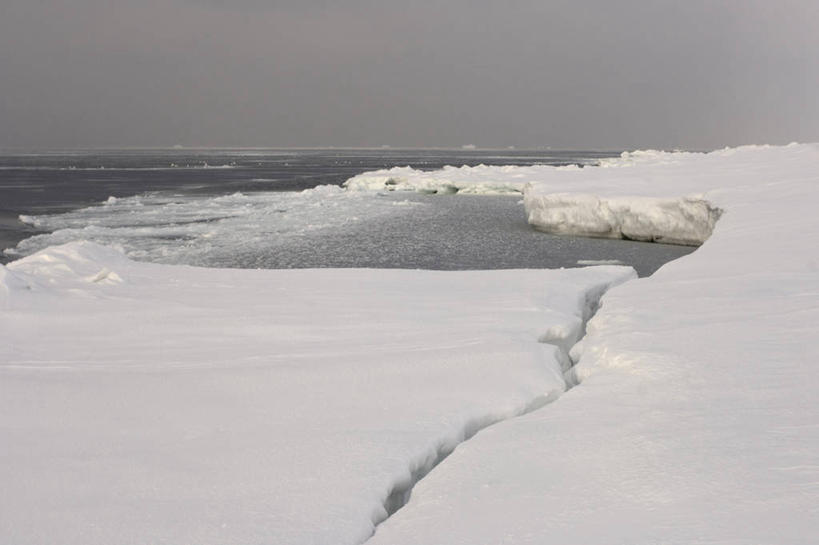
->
8, 186, 416, 267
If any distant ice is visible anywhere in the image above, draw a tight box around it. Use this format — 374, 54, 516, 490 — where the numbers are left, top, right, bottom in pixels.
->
576, 259, 624, 265
344, 165, 540, 194
0, 164, 237, 171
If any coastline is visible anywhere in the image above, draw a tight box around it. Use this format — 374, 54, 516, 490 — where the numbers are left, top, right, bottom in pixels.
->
2, 144, 817, 544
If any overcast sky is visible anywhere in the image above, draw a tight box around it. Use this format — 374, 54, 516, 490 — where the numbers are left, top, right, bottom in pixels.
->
1, 0, 817, 149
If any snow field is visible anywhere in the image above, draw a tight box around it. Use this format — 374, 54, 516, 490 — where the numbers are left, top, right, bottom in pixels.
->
367, 143, 819, 544
0, 241, 633, 545
3, 144, 817, 544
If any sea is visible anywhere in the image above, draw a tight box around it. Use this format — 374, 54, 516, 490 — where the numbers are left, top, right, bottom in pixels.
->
0, 148, 694, 275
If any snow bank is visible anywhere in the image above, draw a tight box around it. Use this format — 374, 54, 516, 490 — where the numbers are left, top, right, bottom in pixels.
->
525, 193, 720, 245
368, 143, 819, 544
521, 149, 731, 245
0, 243, 632, 545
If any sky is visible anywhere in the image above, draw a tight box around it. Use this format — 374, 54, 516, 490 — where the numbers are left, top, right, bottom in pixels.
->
1, 0, 817, 150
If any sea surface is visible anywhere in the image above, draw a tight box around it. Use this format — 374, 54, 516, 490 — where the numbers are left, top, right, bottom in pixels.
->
0, 149, 694, 275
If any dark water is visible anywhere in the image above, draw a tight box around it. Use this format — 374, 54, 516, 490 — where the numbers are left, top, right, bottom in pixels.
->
0, 149, 694, 274
249, 193, 693, 276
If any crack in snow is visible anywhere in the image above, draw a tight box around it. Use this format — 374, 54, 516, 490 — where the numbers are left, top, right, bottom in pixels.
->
364, 280, 621, 543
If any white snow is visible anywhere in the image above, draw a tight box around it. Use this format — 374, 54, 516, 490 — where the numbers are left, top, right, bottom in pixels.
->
3, 143, 819, 544
0, 241, 631, 545
367, 143, 819, 545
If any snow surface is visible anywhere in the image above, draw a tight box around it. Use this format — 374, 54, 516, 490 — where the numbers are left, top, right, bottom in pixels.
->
367, 143, 819, 544
0, 241, 631, 545
2, 143, 818, 544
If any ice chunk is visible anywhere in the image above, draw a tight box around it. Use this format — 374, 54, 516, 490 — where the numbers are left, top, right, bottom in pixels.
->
524, 192, 721, 245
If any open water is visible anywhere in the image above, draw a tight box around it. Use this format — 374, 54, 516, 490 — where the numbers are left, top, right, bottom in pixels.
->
0, 149, 694, 275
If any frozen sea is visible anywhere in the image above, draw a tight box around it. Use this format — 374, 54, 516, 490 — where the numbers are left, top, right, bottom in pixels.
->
3, 144, 817, 545
0, 149, 693, 274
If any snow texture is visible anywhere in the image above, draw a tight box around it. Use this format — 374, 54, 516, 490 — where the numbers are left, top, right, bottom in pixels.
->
0, 241, 631, 545
367, 143, 819, 545
3, 143, 818, 545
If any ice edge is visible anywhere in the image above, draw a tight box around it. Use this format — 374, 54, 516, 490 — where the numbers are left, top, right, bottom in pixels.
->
524, 191, 723, 246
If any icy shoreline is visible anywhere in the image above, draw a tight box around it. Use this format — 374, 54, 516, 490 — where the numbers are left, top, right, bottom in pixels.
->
2, 144, 818, 544
344, 151, 728, 246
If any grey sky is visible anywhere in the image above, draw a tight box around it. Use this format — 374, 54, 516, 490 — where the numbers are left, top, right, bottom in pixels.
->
1, 0, 817, 149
